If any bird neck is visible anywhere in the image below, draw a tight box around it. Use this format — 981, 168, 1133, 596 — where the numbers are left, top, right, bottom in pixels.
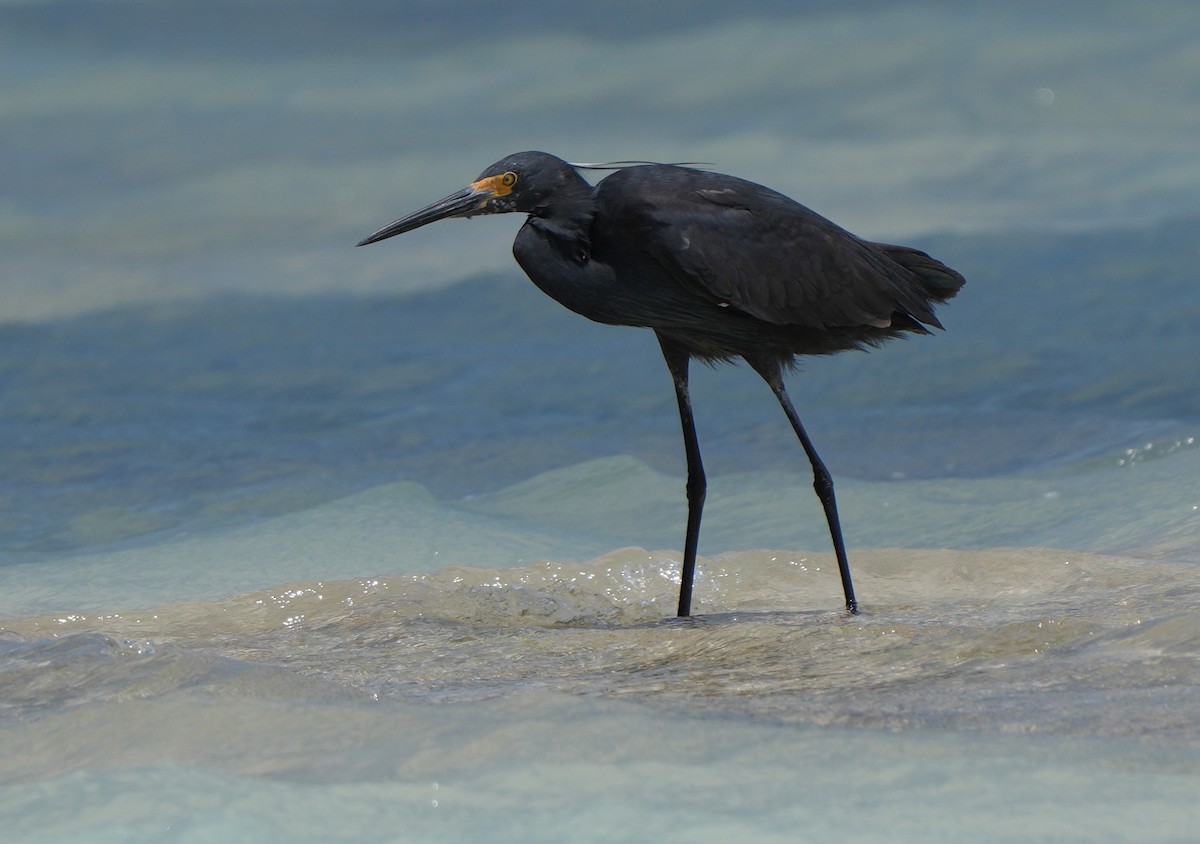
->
526, 176, 596, 254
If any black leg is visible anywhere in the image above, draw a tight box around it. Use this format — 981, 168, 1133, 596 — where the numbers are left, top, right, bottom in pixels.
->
657, 334, 706, 617
752, 361, 859, 615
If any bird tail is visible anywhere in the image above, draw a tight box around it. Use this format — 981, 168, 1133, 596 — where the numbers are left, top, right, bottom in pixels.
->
873, 243, 966, 304
864, 242, 965, 332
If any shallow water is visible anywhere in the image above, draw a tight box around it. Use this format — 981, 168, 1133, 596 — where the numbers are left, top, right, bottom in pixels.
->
5, 546, 1199, 739
3, 695, 1197, 844
4, 0, 1200, 840
3, 545, 1199, 841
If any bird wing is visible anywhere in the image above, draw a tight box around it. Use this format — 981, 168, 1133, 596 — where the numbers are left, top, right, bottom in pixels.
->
599, 166, 937, 330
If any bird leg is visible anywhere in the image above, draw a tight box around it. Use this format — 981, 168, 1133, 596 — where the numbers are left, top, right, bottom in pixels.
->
752, 361, 859, 615
657, 334, 706, 618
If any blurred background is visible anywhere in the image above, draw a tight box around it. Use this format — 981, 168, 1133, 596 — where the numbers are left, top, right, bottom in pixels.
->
4, 0, 1199, 594
6, 1, 1199, 317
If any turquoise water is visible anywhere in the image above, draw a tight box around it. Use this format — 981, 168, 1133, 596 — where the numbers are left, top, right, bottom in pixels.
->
3, 1, 1200, 840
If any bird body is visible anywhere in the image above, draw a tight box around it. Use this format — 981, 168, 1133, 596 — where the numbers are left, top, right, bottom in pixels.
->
507, 156, 961, 361
357, 151, 964, 617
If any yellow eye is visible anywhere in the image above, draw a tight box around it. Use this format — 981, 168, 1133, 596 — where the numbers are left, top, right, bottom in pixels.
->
501, 171, 517, 187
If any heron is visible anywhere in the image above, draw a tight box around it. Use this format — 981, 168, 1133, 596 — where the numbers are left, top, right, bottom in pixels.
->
357, 151, 965, 617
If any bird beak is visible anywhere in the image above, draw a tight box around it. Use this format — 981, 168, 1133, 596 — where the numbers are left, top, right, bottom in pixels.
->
355, 177, 504, 247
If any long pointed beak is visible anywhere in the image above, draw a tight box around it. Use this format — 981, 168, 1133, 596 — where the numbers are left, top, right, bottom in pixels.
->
355, 185, 485, 247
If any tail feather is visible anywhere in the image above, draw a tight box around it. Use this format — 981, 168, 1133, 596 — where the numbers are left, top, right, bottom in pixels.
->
873, 242, 966, 304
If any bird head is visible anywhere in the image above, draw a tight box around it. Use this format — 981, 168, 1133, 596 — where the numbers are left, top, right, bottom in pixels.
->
355, 151, 581, 247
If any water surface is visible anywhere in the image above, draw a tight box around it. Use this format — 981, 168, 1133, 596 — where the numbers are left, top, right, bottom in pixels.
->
3, 1, 1200, 840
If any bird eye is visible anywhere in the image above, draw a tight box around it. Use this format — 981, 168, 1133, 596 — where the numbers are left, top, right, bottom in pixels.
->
501, 171, 517, 187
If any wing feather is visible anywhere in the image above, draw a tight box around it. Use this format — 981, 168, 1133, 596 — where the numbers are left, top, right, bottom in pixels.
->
596, 166, 950, 331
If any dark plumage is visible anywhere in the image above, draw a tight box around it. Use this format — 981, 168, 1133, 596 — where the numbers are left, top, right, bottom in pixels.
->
357, 151, 965, 617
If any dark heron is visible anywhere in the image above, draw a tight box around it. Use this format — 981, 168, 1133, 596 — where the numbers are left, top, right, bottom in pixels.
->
357, 151, 964, 617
